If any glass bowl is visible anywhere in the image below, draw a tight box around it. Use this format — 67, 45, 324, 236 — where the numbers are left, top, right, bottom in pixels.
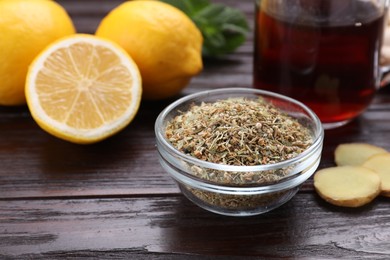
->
155, 88, 324, 216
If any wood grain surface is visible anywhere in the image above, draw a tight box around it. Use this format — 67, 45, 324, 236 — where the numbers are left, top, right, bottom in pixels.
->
1, 0, 390, 259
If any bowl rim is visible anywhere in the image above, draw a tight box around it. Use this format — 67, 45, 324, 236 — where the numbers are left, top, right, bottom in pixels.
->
155, 87, 324, 172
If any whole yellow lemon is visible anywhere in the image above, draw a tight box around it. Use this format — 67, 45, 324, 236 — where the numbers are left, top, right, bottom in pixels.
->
0, 0, 75, 106
96, 0, 203, 100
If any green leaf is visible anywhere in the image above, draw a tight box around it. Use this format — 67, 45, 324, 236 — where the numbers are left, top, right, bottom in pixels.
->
160, 0, 250, 58
161, 0, 209, 15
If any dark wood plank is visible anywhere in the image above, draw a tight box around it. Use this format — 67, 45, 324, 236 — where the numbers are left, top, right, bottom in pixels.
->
2, 92, 390, 198
1, 194, 389, 259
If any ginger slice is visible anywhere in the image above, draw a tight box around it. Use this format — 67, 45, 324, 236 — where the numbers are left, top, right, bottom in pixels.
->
362, 153, 390, 197
314, 166, 381, 207
334, 143, 387, 166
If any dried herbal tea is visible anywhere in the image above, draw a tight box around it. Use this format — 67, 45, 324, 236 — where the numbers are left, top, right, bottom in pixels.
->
166, 97, 312, 166
186, 187, 292, 210
165, 96, 314, 210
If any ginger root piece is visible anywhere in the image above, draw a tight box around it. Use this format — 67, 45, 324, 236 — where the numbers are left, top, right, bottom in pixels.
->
314, 166, 381, 207
362, 153, 390, 197
334, 143, 387, 166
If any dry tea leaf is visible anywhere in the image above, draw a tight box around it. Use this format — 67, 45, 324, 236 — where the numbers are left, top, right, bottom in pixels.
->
362, 153, 390, 197
314, 166, 381, 207
334, 143, 387, 166
166, 97, 313, 167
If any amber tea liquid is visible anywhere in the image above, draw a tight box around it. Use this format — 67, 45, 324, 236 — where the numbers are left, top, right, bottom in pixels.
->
253, 0, 386, 126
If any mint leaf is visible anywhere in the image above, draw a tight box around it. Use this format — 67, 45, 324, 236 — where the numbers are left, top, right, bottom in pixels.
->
162, 0, 209, 15
161, 0, 250, 58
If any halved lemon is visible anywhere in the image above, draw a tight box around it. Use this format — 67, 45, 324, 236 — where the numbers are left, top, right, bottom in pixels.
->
25, 34, 142, 144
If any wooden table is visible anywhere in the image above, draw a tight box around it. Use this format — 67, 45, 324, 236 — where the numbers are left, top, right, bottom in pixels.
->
1, 0, 390, 258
